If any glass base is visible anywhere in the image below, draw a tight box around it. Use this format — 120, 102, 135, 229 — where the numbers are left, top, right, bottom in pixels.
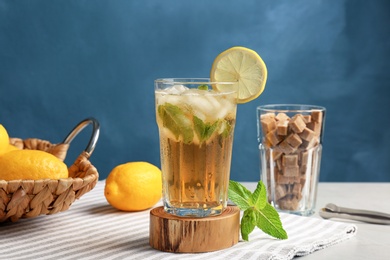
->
276, 208, 315, 217
164, 203, 224, 218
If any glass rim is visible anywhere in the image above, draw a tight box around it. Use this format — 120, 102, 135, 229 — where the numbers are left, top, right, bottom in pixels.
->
155, 78, 238, 85
257, 104, 326, 112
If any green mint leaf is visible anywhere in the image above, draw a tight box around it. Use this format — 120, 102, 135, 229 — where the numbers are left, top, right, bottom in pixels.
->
193, 116, 219, 143
228, 180, 288, 241
217, 119, 230, 147
204, 121, 219, 141
228, 180, 253, 211
158, 103, 194, 144
222, 120, 232, 138
198, 84, 209, 90
255, 203, 288, 239
193, 116, 205, 140
251, 180, 267, 210
241, 208, 256, 241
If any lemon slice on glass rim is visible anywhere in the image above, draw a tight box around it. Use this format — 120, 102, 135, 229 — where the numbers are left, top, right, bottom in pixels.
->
210, 46, 268, 104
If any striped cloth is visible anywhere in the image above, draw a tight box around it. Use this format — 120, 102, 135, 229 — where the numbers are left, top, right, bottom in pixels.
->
0, 181, 357, 260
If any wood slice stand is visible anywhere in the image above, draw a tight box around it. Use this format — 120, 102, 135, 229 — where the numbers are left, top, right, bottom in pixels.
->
149, 206, 240, 253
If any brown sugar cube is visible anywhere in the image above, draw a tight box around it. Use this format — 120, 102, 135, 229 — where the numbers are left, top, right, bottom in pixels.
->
282, 154, 298, 167
273, 166, 281, 183
272, 150, 283, 161
289, 115, 307, 133
261, 117, 276, 135
278, 139, 296, 154
307, 121, 322, 137
276, 120, 289, 136
276, 158, 283, 171
263, 138, 272, 149
300, 173, 307, 183
273, 165, 280, 176
300, 164, 308, 175
275, 112, 290, 121
274, 170, 282, 183
277, 175, 292, 184
292, 183, 302, 196
283, 175, 300, 184
276, 120, 288, 136
261, 112, 275, 120
300, 151, 308, 166
265, 167, 275, 183
275, 184, 287, 200
285, 133, 302, 148
296, 114, 306, 120
285, 183, 294, 194
300, 137, 319, 150
299, 177, 307, 191
299, 127, 315, 142
262, 133, 272, 148
266, 166, 270, 179
265, 130, 282, 147
283, 166, 300, 177
311, 110, 323, 123
265, 171, 272, 190
302, 115, 311, 123
264, 148, 270, 162
278, 196, 299, 211
291, 191, 303, 201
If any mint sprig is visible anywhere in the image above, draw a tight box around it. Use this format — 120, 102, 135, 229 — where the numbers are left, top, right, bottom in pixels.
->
228, 180, 288, 241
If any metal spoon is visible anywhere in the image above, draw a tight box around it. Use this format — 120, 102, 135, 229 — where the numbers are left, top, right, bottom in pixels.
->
319, 203, 390, 225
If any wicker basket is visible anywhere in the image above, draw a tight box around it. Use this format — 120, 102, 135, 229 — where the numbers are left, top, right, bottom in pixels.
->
0, 118, 100, 222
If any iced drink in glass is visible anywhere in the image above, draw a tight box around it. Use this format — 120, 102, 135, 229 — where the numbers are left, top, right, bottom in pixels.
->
155, 78, 237, 217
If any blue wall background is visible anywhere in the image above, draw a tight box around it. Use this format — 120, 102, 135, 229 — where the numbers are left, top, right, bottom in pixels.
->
1, 0, 389, 182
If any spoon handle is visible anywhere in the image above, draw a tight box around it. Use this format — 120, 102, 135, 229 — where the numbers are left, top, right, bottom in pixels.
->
320, 203, 390, 225
336, 205, 390, 220
320, 210, 390, 225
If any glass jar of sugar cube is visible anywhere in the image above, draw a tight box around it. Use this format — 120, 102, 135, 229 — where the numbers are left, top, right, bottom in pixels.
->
257, 104, 326, 216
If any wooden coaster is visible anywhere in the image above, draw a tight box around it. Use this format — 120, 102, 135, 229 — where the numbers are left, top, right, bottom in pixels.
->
149, 206, 240, 253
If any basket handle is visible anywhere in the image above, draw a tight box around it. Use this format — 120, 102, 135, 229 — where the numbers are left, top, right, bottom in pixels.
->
62, 117, 100, 155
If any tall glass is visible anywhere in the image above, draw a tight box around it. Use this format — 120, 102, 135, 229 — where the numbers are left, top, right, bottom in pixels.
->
257, 104, 326, 216
155, 78, 238, 217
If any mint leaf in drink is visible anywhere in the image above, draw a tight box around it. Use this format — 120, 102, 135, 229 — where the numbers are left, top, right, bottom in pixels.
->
228, 180, 288, 241
198, 84, 209, 90
217, 118, 234, 147
220, 119, 233, 138
158, 103, 194, 144
193, 116, 219, 143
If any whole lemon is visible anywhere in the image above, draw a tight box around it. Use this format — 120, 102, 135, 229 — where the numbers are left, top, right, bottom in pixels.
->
104, 162, 162, 211
0, 124, 9, 155
0, 150, 69, 181
5, 144, 19, 153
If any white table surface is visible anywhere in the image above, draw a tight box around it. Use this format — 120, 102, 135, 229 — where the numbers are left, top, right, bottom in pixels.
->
242, 182, 390, 260
1, 182, 389, 259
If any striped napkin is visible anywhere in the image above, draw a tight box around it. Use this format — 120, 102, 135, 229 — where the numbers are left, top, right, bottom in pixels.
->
0, 181, 357, 260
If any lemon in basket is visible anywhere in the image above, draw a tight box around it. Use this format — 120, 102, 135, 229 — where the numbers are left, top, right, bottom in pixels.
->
0, 150, 69, 181
5, 143, 19, 153
0, 124, 10, 155
104, 162, 162, 211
